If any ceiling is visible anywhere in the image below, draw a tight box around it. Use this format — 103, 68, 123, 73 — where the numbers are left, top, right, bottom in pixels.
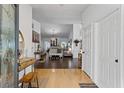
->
31, 4, 88, 38
40, 24, 73, 38
31, 4, 89, 24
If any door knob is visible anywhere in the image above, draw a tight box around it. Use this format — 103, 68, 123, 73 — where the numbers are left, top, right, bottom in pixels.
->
115, 59, 118, 63
82, 52, 85, 54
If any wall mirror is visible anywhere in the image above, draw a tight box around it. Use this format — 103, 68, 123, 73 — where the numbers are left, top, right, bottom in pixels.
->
19, 31, 25, 59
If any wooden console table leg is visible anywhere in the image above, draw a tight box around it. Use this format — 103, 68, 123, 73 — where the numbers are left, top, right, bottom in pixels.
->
21, 82, 24, 88
36, 75, 39, 88
28, 82, 32, 88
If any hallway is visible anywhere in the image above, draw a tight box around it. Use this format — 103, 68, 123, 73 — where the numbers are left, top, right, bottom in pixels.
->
1, 4, 124, 88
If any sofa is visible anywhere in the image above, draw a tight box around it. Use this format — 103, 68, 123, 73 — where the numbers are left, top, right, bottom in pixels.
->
49, 47, 63, 59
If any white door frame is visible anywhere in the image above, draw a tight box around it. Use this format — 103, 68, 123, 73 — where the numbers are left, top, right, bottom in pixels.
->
82, 24, 94, 78
82, 23, 98, 83
90, 23, 98, 82
120, 4, 124, 88
92, 23, 100, 85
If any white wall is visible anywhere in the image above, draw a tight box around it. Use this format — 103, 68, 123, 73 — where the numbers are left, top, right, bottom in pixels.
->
82, 4, 120, 27
72, 24, 82, 58
81, 4, 121, 87
19, 4, 32, 81
19, 4, 33, 57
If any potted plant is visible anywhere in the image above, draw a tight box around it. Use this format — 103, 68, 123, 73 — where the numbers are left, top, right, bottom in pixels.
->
74, 39, 80, 46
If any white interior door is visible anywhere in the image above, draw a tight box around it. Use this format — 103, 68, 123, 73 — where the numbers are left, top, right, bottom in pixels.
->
83, 25, 92, 77
97, 9, 121, 88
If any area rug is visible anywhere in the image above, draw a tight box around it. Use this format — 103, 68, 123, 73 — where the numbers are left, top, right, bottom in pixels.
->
79, 83, 98, 88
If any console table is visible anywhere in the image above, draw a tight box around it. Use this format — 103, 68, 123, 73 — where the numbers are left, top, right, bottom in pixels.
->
18, 57, 38, 87
18, 57, 35, 72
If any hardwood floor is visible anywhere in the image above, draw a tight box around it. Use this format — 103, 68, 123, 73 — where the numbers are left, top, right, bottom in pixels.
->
36, 69, 93, 88
35, 57, 80, 69
34, 56, 93, 88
